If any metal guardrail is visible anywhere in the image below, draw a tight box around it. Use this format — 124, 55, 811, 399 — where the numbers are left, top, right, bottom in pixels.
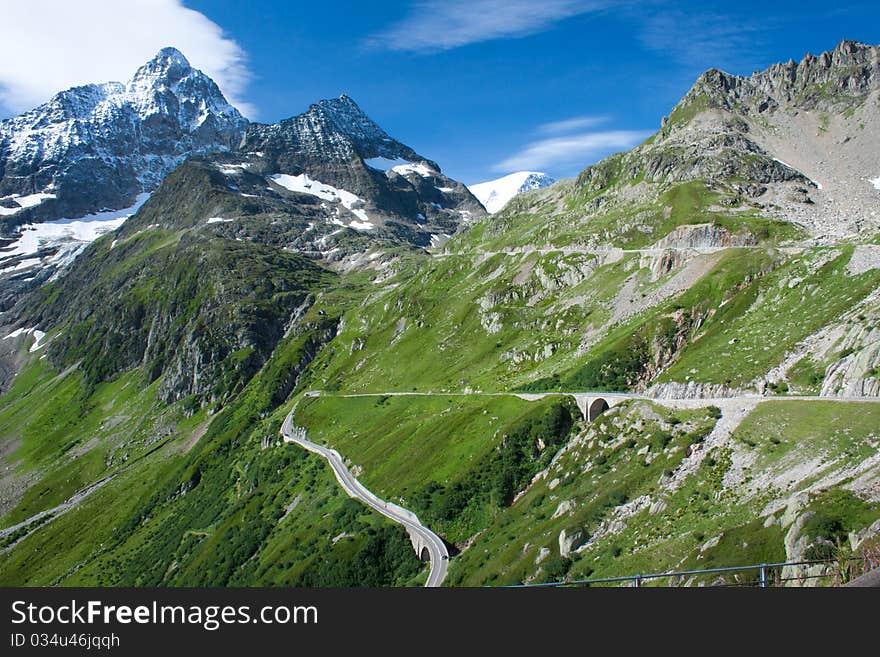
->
508, 556, 877, 588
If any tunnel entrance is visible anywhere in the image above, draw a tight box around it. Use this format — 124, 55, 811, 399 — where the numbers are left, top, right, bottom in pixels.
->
420, 546, 431, 562
588, 398, 609, 422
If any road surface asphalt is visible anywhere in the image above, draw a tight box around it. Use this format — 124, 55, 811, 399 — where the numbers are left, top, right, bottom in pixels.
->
281, 409, 449, 587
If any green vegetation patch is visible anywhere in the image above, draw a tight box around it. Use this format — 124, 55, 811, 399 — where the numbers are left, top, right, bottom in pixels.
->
297, 394, 579, 542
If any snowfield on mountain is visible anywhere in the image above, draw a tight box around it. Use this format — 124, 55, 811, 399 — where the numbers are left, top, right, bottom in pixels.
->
468, 171, 556, 213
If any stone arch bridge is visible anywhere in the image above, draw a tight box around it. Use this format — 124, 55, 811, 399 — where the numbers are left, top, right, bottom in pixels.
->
514, 392, 633, 421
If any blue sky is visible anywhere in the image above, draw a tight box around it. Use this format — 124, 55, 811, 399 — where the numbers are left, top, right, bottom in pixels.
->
3, 1, 878, 184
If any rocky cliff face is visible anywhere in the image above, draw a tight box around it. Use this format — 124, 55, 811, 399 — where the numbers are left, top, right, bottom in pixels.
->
0, 47, 247, 230
569, 41, 880, 243
243, 94, 432, 172
678, 40, 880, 116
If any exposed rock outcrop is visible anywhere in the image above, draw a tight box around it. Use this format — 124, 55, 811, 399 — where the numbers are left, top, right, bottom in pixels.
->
652, 223, 757, 250
821, 327, 880, 397
559, 528, 587, 558
647, 381, 754, 399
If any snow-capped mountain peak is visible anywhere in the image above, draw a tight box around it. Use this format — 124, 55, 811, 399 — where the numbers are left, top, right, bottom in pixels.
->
468, 171, 556, 214
129, 46, 193, 86
0, 47, 247, 227
124, 47, 244, 136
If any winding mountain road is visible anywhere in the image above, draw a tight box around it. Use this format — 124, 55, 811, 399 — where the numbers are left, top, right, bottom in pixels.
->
316, 389, 880, 406
280, 388, 880, 587
281, 408, 449, 587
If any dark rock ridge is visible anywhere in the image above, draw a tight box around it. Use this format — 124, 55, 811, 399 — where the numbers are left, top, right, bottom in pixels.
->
0, 47, 247, 230
193, 94, 485, 251
243, 94, 436, 171
678, 40, 880, 116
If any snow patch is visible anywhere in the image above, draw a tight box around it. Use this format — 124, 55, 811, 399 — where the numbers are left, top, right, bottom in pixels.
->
271, 173, 362, 209
217, 163, 251, 175
870, 176, 880, 191
391, 163, 434, 178
0, 193, 150, 272
429, 233, 451, 249
4, 327, 31, 340
365, 157, 410, 171
29, 330, 46, 352
270, 173, 373, 230
0, 192, 57, 216
4, 257, 41, 272
206, 217, 234, 224
3, 326, 46, 352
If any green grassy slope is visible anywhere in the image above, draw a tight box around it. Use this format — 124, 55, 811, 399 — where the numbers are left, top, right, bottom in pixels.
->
461, 178, 803, 253
296, 239, 879, 397
447, 400, 880, 586
0, 306, 423, 586
297, 394, 579, 543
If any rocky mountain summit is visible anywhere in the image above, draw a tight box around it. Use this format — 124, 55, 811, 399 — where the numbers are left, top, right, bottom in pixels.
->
682, 40, 879, 115
655, 39, 880, 240
172, 94, 485, 258
1, 58, 485, 404
0, 47, 247, 229
243, 94, 432, 171
0, 51, 484, 312
502, 40, 880, 247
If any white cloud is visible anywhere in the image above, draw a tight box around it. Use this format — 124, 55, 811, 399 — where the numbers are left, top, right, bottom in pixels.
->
368, 0, 615, 53
0, 0, 254, 117
638, 11, 769, 73
494, 130, 649, 173
537, 115, 609, 135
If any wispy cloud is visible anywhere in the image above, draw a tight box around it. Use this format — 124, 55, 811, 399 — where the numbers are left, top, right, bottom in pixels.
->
637, 10, 771, 73
494, 129, 648, 173
367, 0, 616, 53
0, 0, 255, 117
372, 1, 775, 70
537, 115, 610, 135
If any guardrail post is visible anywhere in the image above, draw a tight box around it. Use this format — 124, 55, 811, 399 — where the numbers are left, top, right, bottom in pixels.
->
634, 574, 642, 588
759, 564, 768, 588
